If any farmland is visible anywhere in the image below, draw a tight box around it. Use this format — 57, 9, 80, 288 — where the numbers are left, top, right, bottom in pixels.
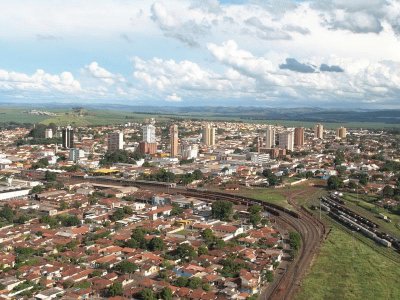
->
1, 107, 400, 129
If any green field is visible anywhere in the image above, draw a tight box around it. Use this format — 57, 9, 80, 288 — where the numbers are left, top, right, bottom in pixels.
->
231, 187, 291, 208
1, 107, 400, 129
296, 226, 400, 300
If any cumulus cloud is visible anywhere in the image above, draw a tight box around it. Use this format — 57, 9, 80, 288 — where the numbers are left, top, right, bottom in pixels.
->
0, 69, 81, 93
166, 93, 182, 102
84, 62, 125, 85
279, 58, 316, 73
320, 64, 344, 72
151, 2, 209, 47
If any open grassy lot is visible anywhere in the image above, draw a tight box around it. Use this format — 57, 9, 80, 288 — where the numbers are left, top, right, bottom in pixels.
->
234, 187, 291, 208
230, 182, 326, 209
296, 226, 400, 300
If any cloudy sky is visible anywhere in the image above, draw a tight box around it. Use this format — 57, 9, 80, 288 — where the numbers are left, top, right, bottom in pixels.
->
1, 0, 400, 108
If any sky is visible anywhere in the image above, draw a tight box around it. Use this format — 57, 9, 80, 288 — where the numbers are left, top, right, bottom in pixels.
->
1, 0, 400, 108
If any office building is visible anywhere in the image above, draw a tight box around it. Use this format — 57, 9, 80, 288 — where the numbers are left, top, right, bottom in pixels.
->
181, 144, 198, 160
264, 125, 275, 149
142, 124, 156, 143
62, 126, 74, 149
203, 123, 216, 146
44, 128, 53, 139
170, 125, 179, 157
336, 127, 347, 139
278, 130, 294, 151
138, 141, 157, 155
108, 131, 124, 152
314, 123, 324, 139
69, 148, 85, 163
294, 127, 305, 147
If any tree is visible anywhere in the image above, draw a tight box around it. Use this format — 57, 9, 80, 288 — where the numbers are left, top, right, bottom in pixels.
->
106, 282, 123, 297
198, 245, 208, 256
31, 185, 43, 194
159, 287, 173, 300
60, 215, 80, 227
383, 185, 394, 198
114, 260, 138, 274
174, 244, 196, 261
264, 270, 274, 282
359, 173, 369, 185
289, 231, 301, 252
148, 237, 165, 251
187, 277, 202, 289
248, 205, 262, 227
0, 205, 14, 223
211, 201, 233, 221
110, 208, 125, 222
327, 176, 343, 190
175, 277, 188, 287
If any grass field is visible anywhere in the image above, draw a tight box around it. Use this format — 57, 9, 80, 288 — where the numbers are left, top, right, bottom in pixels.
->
296, 225, 400, 300
230, 182, 326, 209
1, 107, 400, 129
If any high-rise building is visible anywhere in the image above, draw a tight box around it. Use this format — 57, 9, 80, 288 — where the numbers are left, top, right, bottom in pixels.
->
336, 127, 347, 139
278, 130, 294, 151
142, 124, 156, 143
108, 131, 124, 152
181, 144, 198, 160
170, 125, 179, 157
138, 141, 157, 155
203, 123, 216, 146
264, 125, 275, 149
69, 148, 85, 163
294, 127, 305, 147
314, 123, 324, 139
62, 126, 74, 149
45, 128, 53, 139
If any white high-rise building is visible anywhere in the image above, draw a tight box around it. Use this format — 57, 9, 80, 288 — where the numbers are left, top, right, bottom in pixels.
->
264, 125, 275, 149
203, 123, 216, 146
45, 128, 53, 139
181, 144, 198, 160
142, 124, 156, 143
69, 148, 85, 163
314, 123, 324, 139
278, 130, 294, 151
108, 131, 124, 152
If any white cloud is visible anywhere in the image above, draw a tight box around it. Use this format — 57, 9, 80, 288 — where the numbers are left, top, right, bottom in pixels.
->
166, 93, 182, 102
0, 69, 81, 93
84, 62, 124, 85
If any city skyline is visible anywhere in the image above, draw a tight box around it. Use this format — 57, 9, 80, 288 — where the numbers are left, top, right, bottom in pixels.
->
0, 0, 399, 108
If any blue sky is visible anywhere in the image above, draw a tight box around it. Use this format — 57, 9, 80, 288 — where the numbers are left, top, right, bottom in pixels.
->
1, 0, 400, 108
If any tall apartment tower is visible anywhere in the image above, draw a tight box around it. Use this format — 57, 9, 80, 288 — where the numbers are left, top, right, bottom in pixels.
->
108, 131, 124, 152
278, 130, 294, 151
142, 124, 156, 143
314, 123, 324, 139
203, 123, 216, 146
170, 125, 179, 157
62, 126, 74, 149
294, 127, 305, 147
336, 127, 347, 139
44, 128, 53, 139
264, 125, 275, 149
